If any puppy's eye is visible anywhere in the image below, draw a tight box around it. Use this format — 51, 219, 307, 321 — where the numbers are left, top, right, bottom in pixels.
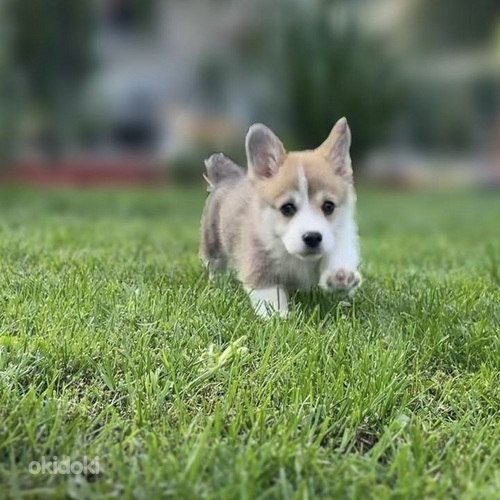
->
322, 201, 335, 215
280, 203, 297, 217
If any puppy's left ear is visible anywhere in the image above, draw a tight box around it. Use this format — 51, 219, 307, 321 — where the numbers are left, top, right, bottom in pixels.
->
317, 117, 352, 180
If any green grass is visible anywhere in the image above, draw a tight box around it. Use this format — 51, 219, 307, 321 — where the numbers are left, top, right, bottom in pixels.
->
1, 186, 500, 499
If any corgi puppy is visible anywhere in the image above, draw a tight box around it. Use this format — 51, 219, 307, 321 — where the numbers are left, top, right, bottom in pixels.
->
200, 117, 361, 317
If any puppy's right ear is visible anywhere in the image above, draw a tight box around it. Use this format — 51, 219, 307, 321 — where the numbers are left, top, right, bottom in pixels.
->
245, 124, 286, 179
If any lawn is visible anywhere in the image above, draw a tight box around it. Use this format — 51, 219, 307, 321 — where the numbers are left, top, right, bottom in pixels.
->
1, 186, 500, 499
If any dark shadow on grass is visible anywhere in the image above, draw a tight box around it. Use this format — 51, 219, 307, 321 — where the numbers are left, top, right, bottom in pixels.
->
289, 287, 362, 323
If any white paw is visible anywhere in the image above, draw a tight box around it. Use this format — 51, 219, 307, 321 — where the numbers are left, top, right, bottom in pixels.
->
248, 287, 289, 318
320, 269, 362, 296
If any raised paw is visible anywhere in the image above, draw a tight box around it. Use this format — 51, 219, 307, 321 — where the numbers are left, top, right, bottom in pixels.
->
320, 269, 362, 296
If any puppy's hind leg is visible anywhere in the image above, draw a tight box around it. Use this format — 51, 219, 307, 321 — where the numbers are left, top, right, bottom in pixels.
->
199, 234, 227, 279
201, 255, 227, 279
200, 216, 227, 279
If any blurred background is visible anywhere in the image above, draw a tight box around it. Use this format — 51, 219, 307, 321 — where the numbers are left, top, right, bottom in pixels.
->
0, 0, 499, 188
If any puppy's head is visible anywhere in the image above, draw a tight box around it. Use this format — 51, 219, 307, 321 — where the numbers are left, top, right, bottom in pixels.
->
246, 118, 353, 260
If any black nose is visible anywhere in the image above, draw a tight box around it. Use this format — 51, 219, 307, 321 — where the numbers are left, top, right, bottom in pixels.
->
302, 232, 322, 248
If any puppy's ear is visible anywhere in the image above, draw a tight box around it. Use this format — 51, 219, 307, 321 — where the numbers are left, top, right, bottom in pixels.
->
245, 124, 286, 179
317, 117, 352, 180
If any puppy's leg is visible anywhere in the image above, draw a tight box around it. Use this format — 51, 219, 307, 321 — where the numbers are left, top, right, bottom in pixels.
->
320, 267, 361, 297
319, 198, 362, 297
200, 190, 228, 278
201, 256, 227, 279
246, 286, 288, 318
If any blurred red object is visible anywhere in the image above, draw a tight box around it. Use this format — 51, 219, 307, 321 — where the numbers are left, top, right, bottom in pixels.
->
0, 156, 164, 186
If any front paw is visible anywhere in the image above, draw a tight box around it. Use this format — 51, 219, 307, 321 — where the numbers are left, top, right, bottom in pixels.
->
320, 269, 362, 296
247, 286, 289, 319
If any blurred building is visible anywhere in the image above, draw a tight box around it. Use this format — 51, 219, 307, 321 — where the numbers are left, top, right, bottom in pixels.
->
84, 0, 265, 164
3, 0, 500, 187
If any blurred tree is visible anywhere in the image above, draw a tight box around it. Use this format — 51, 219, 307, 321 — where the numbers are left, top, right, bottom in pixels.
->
410, 0, 500, 52
7, 0, 159, 159
0, 0, 15, 163
399, 0, 500, 152
9, 0, 94, 158
271, 1, 403, 163
103, 0, 157, 32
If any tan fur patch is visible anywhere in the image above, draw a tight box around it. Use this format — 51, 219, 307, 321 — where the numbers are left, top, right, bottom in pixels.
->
254, 150, 348, 208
